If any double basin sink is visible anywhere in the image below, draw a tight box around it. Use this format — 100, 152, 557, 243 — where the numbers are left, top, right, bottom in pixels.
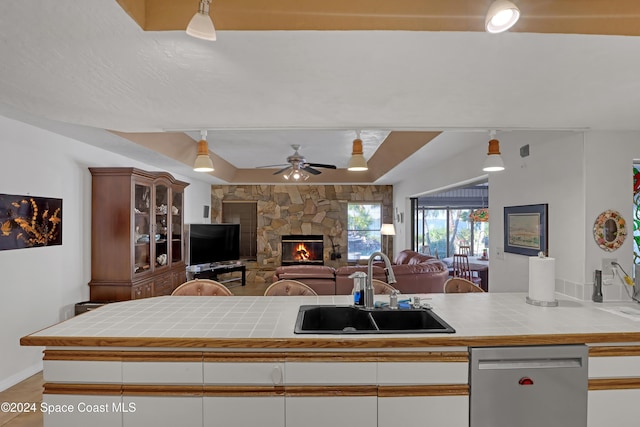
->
294, 305, 455, 334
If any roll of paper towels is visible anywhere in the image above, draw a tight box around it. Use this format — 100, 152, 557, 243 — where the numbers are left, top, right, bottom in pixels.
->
528, 256, 556, 303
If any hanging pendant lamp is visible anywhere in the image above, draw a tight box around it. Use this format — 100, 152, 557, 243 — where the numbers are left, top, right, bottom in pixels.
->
482, 130, 505, 172
186, 0, 216, 41
193, 130, 214, 172
347, 131, 368, 171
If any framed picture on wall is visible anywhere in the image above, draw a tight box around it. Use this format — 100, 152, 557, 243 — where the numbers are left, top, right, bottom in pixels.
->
504, 204, 548, 256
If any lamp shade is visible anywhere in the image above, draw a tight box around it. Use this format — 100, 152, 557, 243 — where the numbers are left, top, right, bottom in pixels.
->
348, 138, 368, 171
380, 223, 396, 236
485, 0, 520, 33
193, 139, 214, 172
186, 1, 216, 41
482, 139, 505, 172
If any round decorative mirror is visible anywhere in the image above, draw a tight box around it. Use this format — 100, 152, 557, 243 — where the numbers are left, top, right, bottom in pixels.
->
593, 210, 627, 251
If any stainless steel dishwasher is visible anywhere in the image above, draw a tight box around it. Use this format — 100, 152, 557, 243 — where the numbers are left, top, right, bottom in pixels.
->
470, 345, 588, 427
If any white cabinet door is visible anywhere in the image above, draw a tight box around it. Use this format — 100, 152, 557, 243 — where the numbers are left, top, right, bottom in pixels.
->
42, 395, 122, 427
379, 395, 469, 427
204, 396, 285, 427
588, 389, 640, 426
122, 396, 202, 427
286, 396, 377, 427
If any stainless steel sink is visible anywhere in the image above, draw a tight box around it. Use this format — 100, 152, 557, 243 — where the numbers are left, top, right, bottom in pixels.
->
294, 305, 455, 334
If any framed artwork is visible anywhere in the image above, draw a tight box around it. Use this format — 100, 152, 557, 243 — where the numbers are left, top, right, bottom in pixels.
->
0, 194, 62, 251
504, 204, 548, 256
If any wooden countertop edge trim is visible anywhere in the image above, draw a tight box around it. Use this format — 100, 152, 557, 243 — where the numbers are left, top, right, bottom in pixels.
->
43, 383, 122, 395
203, 352, 288, 362
378, 384, 469, 397
122, 385, 204, 396
285, 385, 378, 396
21, 332, 640, 348
203, 385, 285, 396
589, 346, 640, 357
40, 350, 469, 362
43, 350, 204, 362
589, 378, 640, 390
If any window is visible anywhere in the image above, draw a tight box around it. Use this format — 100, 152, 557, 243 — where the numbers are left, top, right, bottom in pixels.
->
347, 203, 382, 260
414, 207, 489, 258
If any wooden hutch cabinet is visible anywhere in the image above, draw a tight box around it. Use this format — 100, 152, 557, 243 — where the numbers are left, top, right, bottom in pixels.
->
89, 168, 189, 301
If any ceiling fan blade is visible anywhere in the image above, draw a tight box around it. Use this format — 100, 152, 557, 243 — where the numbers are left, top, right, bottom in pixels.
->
256, 163, 290, 168
273, 166, 292, 175
302, 166, 321, 175
307, 163, 337, 169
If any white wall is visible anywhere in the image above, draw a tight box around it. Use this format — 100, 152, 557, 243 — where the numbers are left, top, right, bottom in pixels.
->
489, 131, 586, 293
393, 130, 640, 299
584, 131, 639, 301
0, 115, 212, 391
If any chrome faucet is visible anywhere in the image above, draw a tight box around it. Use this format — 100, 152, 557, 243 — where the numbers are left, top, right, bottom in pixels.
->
365, 251, 397, 309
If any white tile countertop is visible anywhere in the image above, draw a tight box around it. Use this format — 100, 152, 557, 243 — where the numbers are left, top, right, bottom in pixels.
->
21, 293, 640, 348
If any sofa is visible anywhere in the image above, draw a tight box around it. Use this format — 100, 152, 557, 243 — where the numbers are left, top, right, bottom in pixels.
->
273, 250, 449, 295
272, 265, 337, 295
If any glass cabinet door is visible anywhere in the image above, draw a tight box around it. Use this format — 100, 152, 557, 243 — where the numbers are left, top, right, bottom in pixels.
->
154, 184, 169, 269
134, 183, 152, 276
171, 190, 183, 263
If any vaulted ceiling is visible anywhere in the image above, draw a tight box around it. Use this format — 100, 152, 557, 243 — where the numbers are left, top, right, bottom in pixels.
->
2, 1, 640, 184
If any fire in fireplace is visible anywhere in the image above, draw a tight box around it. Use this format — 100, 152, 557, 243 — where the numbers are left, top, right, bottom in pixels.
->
281, 235, 324, 265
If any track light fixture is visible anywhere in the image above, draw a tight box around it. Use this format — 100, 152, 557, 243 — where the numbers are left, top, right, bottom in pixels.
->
348, 130, 368, 171
485, 0, 520, 34
193, 130, 214, 172
483, 130, 505, 172
186, 0, 216, 41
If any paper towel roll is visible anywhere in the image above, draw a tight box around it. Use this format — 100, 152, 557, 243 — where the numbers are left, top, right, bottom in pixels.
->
528, 256, 556, 303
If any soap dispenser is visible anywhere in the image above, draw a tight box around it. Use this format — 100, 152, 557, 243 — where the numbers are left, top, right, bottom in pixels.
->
593, 269, 603, 303
348, 272, 367, 306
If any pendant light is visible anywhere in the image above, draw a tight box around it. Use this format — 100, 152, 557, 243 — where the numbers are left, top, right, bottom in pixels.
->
193, 130, 214, 172
485, 0, 520, 34
482, 130, 505, 172
186, 0, 216, 41
347, 131, 368, 171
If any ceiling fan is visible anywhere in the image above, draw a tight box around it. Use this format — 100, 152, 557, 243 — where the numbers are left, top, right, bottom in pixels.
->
260, 144, 337, 180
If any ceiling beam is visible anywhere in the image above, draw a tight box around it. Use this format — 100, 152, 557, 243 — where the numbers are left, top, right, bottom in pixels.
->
117, 0, 640, 36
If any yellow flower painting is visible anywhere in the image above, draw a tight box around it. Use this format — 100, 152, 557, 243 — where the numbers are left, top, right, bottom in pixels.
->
0, 194, 62, 250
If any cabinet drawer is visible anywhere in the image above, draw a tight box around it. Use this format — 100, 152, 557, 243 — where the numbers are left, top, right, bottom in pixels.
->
286, 362, 376, 385
204, 362, 285, 385
378, 361, 469, 385
154, 275, 173, 296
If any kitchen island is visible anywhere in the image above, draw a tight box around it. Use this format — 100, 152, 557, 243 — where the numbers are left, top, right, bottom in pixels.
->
21, 293, 640, 426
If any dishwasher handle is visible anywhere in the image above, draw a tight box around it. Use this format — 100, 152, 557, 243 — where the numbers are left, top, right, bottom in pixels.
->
477, 357, 583, 370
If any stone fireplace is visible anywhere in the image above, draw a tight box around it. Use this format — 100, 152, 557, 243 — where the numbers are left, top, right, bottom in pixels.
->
281, 235, 324, 265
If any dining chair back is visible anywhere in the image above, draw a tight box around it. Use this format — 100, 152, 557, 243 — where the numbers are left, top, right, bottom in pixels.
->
451, 254, 482, 286
171, 279, 234, 296
372, 279, 398, 295
458, 245, 471, 255
264, 279, 318, 296
444, 277, 485, 293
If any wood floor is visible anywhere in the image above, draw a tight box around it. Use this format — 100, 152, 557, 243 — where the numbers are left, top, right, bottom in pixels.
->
1, 278, 267, 427
0, 372, 43, 427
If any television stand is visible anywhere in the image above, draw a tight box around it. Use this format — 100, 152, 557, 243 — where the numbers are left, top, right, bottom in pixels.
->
186, 262, 246, 287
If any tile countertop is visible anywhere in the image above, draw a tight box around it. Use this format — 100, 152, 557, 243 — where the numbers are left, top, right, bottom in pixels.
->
20, 293, 640, 349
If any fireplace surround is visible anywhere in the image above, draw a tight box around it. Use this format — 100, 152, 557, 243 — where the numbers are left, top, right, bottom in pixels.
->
281, 235, 324, 265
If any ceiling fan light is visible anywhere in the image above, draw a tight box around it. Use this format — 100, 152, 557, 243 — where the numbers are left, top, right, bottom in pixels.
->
348, 138, 368, 171
186, 0, 216, 41
485, 0, 520, 33
193, 138, 214, 172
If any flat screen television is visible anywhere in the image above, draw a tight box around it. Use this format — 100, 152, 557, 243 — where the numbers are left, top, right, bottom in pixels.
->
185, 223, 240, 266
